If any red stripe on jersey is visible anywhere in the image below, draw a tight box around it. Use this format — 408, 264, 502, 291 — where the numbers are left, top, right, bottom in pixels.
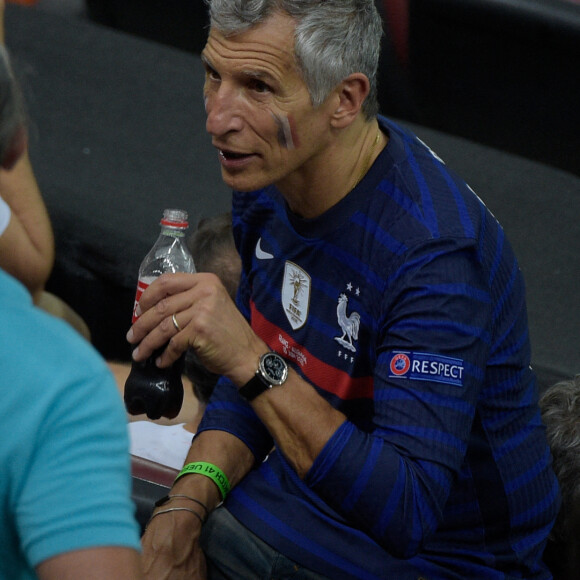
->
250, 301, 373, 401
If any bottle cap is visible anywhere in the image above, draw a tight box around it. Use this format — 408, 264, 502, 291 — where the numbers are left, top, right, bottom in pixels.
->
161, 208, 189, 229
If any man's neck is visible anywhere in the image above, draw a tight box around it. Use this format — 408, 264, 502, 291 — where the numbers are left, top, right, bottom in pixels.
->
278, 119, 385, 219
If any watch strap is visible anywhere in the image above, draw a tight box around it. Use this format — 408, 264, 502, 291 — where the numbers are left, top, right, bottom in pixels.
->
238, 372, 270, 401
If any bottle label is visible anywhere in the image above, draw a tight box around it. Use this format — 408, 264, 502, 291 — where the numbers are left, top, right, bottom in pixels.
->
132, 277, 153, 323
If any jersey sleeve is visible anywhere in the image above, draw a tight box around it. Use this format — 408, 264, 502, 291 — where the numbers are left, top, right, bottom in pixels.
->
306, 237, 500, 557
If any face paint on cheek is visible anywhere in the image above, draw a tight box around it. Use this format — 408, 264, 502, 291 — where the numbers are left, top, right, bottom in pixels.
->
271, 112, 298, 150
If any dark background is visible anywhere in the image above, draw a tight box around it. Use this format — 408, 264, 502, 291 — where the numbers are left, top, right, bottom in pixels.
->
6, 1, 580, 391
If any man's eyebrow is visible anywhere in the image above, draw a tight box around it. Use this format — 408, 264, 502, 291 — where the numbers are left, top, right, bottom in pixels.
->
240, 69, 270, 79
200, 54, 214, 70
240, 69, 276, 82
200, 54, 276, 82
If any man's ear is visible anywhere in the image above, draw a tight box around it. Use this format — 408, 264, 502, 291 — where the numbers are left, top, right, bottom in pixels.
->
330, 73, 370, 129
1, 125, 27, 171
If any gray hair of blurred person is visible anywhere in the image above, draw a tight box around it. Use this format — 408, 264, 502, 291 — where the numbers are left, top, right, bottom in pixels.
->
203, 0, 383, 120
185, 212, 241, 403
0, 45, 26, 165
539, 374, 580, 543
187, 211, 240, 301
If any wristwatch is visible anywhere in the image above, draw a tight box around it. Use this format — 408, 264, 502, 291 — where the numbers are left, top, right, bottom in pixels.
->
239, 352, 289, 401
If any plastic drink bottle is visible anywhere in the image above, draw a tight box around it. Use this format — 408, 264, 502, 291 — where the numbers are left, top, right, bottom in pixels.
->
124, 209, 196, 419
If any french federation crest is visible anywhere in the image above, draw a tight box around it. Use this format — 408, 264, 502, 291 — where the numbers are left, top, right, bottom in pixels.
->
281, 261, 311, 330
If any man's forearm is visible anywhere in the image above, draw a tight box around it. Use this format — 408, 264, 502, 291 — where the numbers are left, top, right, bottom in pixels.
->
171, 429, 255, 509
248, 367, 347, 479
140, 429, 254, 577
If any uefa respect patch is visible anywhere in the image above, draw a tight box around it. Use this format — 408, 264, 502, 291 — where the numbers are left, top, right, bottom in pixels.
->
388, 351, 465, 387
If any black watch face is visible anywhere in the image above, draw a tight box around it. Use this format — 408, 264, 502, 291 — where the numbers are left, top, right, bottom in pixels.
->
262, 353, 287, 384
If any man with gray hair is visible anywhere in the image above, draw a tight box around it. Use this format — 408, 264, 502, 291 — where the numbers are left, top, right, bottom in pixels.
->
133, 1, 559, 578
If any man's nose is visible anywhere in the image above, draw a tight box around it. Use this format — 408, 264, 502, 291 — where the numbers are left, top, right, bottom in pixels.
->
205, 85, 244, 137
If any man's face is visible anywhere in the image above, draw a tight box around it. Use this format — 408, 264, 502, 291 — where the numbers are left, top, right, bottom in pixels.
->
202, 11, 334, 193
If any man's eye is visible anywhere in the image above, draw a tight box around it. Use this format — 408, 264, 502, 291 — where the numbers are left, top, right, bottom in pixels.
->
202, 62, 220, 82
249, 79, 271, 93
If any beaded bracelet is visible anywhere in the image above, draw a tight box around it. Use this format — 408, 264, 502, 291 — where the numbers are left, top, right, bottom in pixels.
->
174, 461, 231, 501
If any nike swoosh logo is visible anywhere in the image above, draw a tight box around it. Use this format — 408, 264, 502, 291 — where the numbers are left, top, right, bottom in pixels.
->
256, 238, 274, 260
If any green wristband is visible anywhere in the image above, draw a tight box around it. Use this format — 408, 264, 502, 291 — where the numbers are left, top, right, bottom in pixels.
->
174, 462, 231, 500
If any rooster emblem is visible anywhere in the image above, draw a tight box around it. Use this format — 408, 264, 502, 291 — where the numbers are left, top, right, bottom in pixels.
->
334, 293, 360, 352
